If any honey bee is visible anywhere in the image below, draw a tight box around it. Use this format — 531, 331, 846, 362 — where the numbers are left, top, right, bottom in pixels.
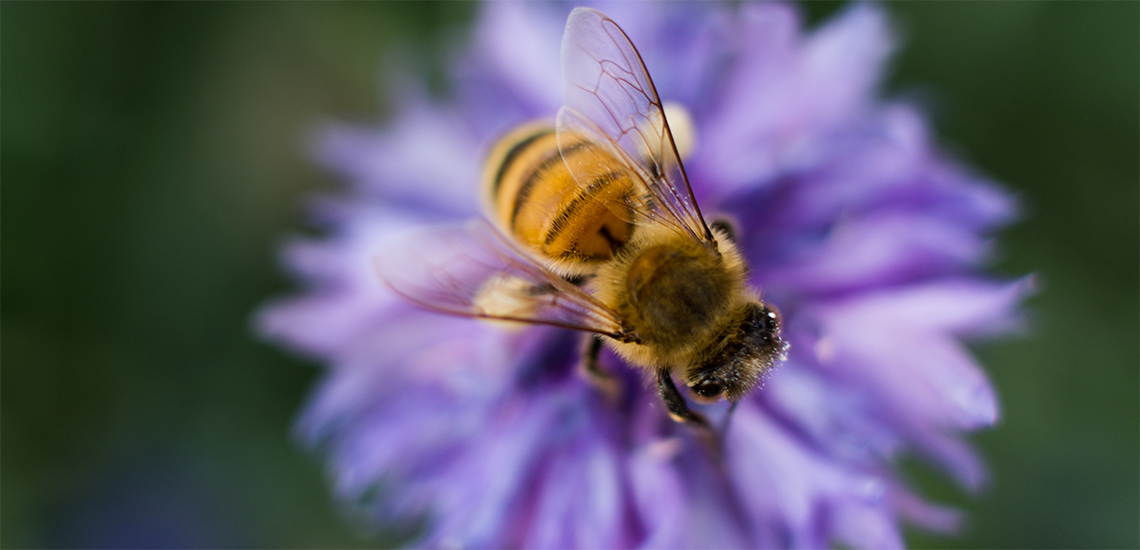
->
379, 8, 786, 441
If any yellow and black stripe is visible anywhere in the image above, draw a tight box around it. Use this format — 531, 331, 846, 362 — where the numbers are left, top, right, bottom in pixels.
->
482, 123, 634, 271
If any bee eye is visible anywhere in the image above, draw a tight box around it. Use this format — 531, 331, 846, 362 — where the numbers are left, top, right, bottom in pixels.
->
692, 379, 724, 398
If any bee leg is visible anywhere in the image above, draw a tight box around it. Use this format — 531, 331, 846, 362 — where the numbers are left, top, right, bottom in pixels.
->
580, 335, 621, 402
657, 369, 721, 455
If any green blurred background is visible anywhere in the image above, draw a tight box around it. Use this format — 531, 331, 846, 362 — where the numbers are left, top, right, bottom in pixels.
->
2, 2, 1135, 548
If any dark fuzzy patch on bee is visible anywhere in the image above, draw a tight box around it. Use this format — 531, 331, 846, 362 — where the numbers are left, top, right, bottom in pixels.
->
686, 302, 784, 402
621, 241, 734, 352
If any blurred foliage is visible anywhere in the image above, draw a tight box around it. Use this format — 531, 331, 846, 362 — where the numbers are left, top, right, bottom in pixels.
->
1, 2, 1135, 548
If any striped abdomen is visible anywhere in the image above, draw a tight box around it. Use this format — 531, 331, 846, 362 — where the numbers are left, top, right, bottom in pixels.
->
483, 123, 634, 272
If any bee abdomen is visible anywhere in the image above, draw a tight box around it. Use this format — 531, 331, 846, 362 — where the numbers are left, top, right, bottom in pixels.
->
483, 124, 634, 270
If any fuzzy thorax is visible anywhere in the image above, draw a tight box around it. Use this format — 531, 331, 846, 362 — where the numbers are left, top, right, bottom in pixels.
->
592, 224, 750, 369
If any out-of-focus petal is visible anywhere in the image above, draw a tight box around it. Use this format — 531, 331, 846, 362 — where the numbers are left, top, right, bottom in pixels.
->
726, 404, 901, 548
469, 2, 565, 118
696, 3, 894, 193
311, 105, 483, 215
761, 214, 995, 296
629, 439, 687, 549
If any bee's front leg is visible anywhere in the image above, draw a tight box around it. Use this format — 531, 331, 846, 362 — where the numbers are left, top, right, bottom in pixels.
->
657, 368, 721, 457
579, 335, 621, 402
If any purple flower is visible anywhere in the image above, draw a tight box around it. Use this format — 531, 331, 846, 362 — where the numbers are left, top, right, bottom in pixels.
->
258, 3, 1028, 548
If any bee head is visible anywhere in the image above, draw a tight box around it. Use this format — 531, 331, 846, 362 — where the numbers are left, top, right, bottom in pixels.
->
687, 302, 786, 403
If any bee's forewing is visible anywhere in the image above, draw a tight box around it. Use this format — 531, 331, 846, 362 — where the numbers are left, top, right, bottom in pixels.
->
375, 220, 627, 338
559, 7, 711, 244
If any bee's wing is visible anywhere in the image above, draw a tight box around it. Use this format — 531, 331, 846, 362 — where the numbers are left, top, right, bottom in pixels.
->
376, 220, 630, 339
558, 7, 712, 245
